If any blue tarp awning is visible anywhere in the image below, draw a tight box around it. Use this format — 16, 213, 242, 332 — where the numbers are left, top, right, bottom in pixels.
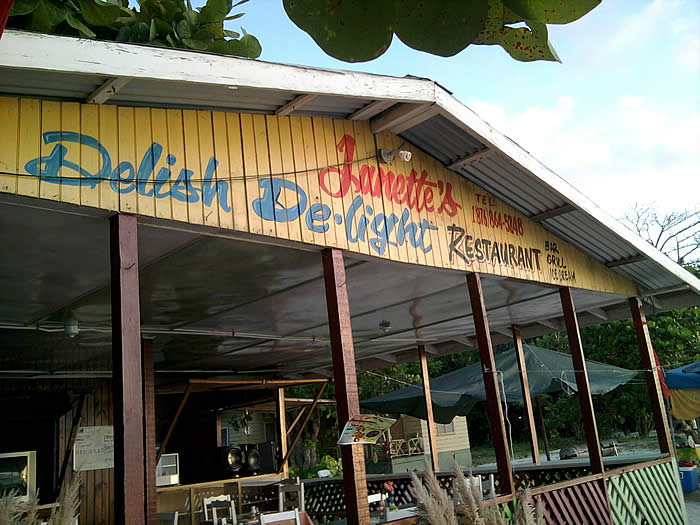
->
665, 361, 700, 390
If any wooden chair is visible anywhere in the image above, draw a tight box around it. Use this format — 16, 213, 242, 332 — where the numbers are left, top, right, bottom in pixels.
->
260, 508, 300, 524
203, 494, 237, 525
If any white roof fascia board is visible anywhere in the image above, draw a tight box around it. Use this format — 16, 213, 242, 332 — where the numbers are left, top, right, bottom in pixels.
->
434, 88, 700, 294
0, 30, 437, 103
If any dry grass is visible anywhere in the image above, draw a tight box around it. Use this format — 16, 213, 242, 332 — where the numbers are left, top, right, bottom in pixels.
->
410, 460, 544, 525
0, 474, 81, 525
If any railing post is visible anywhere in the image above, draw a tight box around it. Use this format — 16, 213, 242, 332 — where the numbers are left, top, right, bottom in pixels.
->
322, 248, 369, 525
512, 326, 540, 464
466, 273, 515, 494
629, 297, 673, 455
559, 286, 604, 474
418, 345, 440, 472
110, 214, 145, 523
276, 387, 289, 478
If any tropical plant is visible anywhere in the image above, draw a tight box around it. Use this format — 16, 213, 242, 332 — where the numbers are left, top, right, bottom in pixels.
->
7, 0, 261, 58
410, 461, 543, 525
283, 0, 602, 63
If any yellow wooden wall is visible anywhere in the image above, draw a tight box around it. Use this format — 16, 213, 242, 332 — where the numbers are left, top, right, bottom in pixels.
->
0, 96, 636, 295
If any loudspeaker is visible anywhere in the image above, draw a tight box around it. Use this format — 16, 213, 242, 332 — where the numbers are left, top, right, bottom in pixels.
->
218, 445, 245, 476
254, 441, 278, 474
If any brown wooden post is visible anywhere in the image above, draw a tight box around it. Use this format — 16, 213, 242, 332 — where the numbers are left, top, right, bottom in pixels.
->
629, 297, 673, 455
536, 397, 551, 461
110, 213, 145, 523
322, 248, 369, 525
142, 338, 157, 525
466, 273, 515, 494
276, 387, 289, 478
559, 287, 604, 474
512, 326, 540, 464
418, 345, 440, 472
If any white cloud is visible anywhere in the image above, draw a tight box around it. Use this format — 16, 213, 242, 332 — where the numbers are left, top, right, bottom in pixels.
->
466, 96, 700, 218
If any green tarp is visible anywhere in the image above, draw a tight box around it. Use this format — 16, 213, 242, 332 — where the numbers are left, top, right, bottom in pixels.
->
360, 344, 638, 424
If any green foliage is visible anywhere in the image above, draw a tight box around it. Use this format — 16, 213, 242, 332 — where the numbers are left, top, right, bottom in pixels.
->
8, 0, 261, 58
289, 454, 342, 479
283, 0, 601, 63
532, 305, 699, 438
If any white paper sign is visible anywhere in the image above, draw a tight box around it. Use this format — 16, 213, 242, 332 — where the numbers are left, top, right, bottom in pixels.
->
337, 414, 396, 445
73, 426, 114, 471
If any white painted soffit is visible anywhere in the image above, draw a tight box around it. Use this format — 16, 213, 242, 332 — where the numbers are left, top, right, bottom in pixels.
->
0, 30, 436, 103
433, 88, 700, 295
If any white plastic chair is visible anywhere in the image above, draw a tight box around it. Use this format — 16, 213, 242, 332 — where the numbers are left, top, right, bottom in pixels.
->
203, 494, 237, 525
260, 508, 300, 524
278, 477, 305, 512
156, 512, 179, 524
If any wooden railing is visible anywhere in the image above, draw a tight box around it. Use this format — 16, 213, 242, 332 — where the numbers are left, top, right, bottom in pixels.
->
300, 455, 685, 524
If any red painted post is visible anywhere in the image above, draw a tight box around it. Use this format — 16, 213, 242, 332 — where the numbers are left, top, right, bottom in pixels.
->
110, 214, 146, 523
466, 273, 515, 494
629, 297, 673, 455
559, 287, 604, 474
142, 338, 157, 525
322, 248, 369, 525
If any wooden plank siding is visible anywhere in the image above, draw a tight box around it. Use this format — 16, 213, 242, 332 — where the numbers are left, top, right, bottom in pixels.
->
0, 379, 115, 525
0, 96, 636, 296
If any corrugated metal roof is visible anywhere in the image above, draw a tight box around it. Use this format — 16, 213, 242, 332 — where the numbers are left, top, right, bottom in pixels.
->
0, 30, 697, 303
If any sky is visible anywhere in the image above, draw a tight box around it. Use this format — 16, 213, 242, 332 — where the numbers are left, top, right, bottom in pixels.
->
229, 0, 699, 220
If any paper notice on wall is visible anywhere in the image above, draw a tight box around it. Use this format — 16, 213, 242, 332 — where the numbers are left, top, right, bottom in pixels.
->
73, 426, 114, 471
337, 414, 396, 445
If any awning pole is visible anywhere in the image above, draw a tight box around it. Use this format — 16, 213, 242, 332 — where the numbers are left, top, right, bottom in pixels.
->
560, 286, 604, 474
512, 326, 540, 464
322, 248, 369, 525
418, 345, 440, 472
276, 387, 289, 478
467, 273, 515, 494
629, 297, 674, 455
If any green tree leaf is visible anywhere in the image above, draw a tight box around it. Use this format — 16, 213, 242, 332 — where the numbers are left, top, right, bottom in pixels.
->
227, 33, 261, 58
393, 1, 488, 57
65, 13, 97, 38
283, 0, 393, 63
78, 0, 121, 26
504, 0, 601, 24
9, 0, 41, 17
28, 0, 68, 32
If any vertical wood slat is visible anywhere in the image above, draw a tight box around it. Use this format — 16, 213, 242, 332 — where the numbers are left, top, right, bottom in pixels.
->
418, 345, 439, 472
276, 388, 289, 479
322, 248, 369, 525
466, 273, 515, 494
110, 214, 145, 524
142, 339, 157, 525
628, 297, 673, 455
512, 326, 540, 464
559, 286, 604, 475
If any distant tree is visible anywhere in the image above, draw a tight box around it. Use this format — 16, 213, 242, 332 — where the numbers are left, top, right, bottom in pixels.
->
624, 203, 700, 270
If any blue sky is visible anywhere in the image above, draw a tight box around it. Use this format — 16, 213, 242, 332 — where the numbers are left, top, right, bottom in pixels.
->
228, 1, 699, 219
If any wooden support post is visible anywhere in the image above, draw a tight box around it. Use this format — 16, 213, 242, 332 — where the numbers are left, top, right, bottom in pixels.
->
559, 287, 604, 474
536, 398, 551, 462
56, 394, 86, 495
418, 345, 440, 472
156, 384, 191, 466
629, 297, 673, 455
142, 338, 157, 525
287, 407, 307, 437
278, 384, 327, 474
276, 387, 289, 478
110, 214, 145, 524
466, 273, 514, 494
512, 326, 541, 464
322, 248, 369, 525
